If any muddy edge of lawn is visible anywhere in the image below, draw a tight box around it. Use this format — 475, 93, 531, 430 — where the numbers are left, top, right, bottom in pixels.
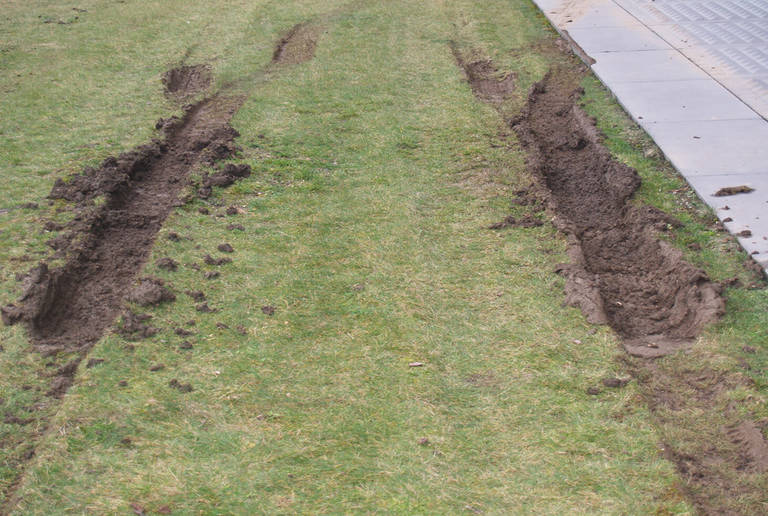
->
1, 0, 768, 513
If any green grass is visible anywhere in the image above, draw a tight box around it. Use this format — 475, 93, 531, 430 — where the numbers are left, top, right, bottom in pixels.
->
1, 0, 766, 513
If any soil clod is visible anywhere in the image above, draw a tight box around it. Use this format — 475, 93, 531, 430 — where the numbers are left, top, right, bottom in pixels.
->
185, 290, 205, 302
155, 257, 178, 271
203, 254, 231, 266
127, 277, 176, 307
116, 310, 158, 340
261, 305, 276, 316
86, 358, 104, 368
713, 185, 754, 197
195, 303, 217, 313
169, 379, 193, 393
217, 243, 234, 253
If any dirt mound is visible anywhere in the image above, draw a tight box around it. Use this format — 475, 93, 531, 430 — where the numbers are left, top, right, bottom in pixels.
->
450, 42, 516, 106
4, 92, 246, 353
511, 68, 724, 352
272, 23, 320, 65
162, 64, 212, 99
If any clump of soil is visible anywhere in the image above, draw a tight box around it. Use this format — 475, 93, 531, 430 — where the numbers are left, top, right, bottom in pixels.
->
115, 310, 158, 340
510, 68, 724, 353
450, 42, 516, 106
203, 254, 231, 266
197, 163, 251, 198
713, 185, 754, 197
155, 257, 178, 271
162, 64, 212, 99
272, 23, 321, 65
127, 277, 175, 306
169, 379, 193, 393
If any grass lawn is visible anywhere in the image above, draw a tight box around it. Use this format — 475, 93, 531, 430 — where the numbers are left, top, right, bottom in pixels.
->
1, 0, 766, 514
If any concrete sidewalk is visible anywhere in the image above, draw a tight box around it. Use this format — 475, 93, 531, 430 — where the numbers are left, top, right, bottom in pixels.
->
533, 0, 768, 273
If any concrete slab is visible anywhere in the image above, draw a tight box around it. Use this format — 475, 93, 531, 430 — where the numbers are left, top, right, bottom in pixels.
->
558, 0, 641, 28
643, 119, 768, 176
566, 25, 670, 53
591, 50, 710, 83
608, 79, 760, 122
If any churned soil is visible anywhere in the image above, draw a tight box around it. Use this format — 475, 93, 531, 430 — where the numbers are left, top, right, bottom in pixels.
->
2, 73, 247, 355
510, 67, 724, 357
161, 64, 212, 100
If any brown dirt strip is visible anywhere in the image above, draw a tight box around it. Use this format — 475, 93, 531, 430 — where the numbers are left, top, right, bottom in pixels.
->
272, 22, 321, 65
452, 42, 768, 514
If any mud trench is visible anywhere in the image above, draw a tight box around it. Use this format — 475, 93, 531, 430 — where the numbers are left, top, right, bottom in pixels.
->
453, 44, 767, 514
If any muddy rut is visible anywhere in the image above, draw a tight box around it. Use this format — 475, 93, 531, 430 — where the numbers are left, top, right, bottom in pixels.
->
453, 44, 768, 514
3, 94, 244, 355
511, 67, 724, 358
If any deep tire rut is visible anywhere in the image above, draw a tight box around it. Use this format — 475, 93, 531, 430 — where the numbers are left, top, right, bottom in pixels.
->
453, 42, 767, 514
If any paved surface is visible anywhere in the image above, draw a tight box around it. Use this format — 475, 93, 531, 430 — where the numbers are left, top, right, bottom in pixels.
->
533, 0, 768, 273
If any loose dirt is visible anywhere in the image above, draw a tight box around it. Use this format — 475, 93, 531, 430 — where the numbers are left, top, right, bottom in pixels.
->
272, 23, 321, 65
451, 43, 516, 106
512, 68, 724, 356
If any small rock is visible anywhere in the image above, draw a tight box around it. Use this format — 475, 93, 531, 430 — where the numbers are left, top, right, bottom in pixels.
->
150, 364, 165, 372
408, 362, 424, 368
205, 271, 220, 279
